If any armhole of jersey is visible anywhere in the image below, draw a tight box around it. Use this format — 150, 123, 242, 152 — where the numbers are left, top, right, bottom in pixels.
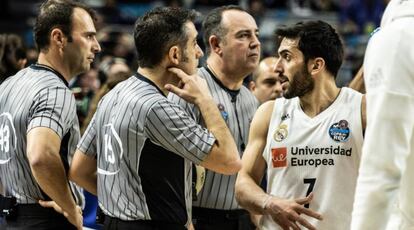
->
353, 90, 364, 159
262, 99, 282, 163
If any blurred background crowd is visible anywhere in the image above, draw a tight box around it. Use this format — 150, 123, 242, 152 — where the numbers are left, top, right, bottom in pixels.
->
1, 0, 388, 129
0, 0, 385, 158
0, 0, 389, 165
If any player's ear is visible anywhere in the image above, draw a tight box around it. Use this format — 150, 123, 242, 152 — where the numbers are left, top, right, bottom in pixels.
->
308, 58, 324, 75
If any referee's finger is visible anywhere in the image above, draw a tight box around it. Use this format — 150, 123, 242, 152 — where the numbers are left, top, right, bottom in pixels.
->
38, 200, 54, 209
165, 83, 184, 96
168, 67, 189, 81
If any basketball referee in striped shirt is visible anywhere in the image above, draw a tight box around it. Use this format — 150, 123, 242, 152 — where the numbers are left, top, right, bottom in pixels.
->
0, 0, 100, 229
169, 5, 260, 230
69, 7, 241, 230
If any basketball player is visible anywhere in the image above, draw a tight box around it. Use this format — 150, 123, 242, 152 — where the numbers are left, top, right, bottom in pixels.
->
69, 7, 240, 229
0, 0, 100, 229
169, 5, 260, 229
235, 20, 366, 230
249, 57, 283, 104
351, 0, 414, 229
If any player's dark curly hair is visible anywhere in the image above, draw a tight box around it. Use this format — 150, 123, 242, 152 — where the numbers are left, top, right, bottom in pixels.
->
275, 20, 344, 78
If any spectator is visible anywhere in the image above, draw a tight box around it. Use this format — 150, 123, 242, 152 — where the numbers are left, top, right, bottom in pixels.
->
0, 33, 27, 84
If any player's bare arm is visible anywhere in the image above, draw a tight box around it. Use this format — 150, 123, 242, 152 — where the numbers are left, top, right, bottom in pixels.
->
235, 101, 322, 230
69, 149, 97, 195
166, 67, 241, 175
27, 127, 82, 229
235, 101, 273, 214
348, 66, 365, 94
361, 94, 366, 132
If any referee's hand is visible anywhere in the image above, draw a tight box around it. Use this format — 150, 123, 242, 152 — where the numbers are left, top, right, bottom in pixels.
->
166, 67, 212, 105
39, 200, 83, 229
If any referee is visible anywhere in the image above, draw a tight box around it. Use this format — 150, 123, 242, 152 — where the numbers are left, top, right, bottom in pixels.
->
0, 0, 100, 229
69, 7, 241, 230
169, 6, 260, 230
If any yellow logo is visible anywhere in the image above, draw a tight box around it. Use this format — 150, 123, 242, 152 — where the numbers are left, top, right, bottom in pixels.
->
274, 124, 288, 142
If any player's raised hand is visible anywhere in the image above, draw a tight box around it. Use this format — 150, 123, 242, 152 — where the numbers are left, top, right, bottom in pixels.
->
264, 193, 323, 230
166, 67, 213, 105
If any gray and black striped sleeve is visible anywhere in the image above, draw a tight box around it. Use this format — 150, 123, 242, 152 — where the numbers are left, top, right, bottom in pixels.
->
27, 86, 75, 138
144, 100, 215, 164
78, 113, 97, 158
168, 93, 200, 123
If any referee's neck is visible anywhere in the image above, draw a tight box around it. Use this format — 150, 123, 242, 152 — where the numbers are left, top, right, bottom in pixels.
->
137, 67, 173, 96
37, 53, 72, 83
206, 60, 244, 90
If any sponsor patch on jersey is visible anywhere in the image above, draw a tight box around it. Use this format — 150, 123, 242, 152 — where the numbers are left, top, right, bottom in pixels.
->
217, 103, 228, 121
271, 147, 287, 168
328, 119, 350, 142
273, 123, 288, 142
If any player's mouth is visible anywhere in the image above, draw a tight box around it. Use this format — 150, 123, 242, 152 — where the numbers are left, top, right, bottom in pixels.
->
278, 76, 288, 84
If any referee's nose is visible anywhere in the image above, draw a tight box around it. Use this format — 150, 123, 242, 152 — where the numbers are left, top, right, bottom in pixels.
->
92, 36, 101, 54
196, 43, 204, 59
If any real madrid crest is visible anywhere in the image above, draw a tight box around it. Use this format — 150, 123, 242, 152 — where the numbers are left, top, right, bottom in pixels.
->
273, 123, 288, 142
328, 119, 350, 142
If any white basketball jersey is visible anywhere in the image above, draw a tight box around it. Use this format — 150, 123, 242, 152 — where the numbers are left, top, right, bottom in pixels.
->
261, 87, 363, 230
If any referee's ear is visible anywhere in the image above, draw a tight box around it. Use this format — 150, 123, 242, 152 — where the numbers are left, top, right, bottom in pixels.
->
209, 35, 222, 56
168, 45, 181, 65
50, 28, 66, 50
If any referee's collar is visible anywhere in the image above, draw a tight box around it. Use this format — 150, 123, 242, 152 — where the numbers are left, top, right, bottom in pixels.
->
134, 72, 166, 97
30, 63, 68, 87
204, 66, 240, 99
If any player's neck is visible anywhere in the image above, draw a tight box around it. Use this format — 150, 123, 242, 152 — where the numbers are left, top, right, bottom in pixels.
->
299, 77, 340, 118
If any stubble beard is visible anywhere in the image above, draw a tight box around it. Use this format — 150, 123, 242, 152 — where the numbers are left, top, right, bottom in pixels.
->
283, 66, 314, 99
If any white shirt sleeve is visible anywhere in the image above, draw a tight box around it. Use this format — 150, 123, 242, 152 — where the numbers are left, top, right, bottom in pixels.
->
351, 14, 414, 230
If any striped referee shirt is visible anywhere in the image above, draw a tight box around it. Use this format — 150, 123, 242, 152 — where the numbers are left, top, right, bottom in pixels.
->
0, 64, 83, 206
78, 73, 215, 225
168, 66, 259, 210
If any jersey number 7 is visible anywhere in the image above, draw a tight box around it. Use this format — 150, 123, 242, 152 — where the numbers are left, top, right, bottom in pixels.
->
303, 178, 316, 208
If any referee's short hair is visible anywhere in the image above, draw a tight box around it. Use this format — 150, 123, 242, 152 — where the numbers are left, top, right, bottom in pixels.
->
34, 0, 97, 52
134, 7, 197, 68
275, 20, 344, 78
202, 5, 247, 56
